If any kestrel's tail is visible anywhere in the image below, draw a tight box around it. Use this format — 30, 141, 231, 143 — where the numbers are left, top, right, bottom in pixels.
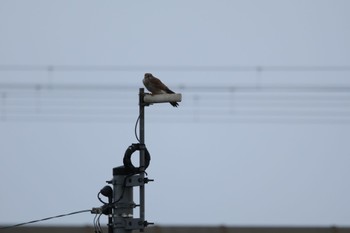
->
165, 89, 179, 107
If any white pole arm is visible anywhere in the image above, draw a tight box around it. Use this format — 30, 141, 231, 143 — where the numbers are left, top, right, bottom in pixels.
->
143, 93, 182, 104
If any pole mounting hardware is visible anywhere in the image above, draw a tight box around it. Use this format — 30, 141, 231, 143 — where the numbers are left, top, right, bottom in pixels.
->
123, 143, 151, 174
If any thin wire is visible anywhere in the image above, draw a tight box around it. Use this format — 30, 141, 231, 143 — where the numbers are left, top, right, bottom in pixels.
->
135, 114, 140, 143
2, 82, 350, 124
93, 213, 102, 233
0, 209, 91, 230
2, 82, 350, 92
1, 64, 350, 72
97, 214, 104, 233
93, 214, 99, 233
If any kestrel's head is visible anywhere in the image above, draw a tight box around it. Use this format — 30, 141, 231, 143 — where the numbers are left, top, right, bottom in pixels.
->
144, 73, 153, 80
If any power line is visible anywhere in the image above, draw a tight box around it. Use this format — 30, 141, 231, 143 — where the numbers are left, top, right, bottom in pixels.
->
0, 82, 136, 91
0, 209, 91, 230
1, 82, 350, 92
1, 65, 350, 72
1, 82, 350, 124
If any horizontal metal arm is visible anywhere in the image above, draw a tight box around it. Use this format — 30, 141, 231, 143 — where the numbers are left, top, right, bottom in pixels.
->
143, 93, 182, 104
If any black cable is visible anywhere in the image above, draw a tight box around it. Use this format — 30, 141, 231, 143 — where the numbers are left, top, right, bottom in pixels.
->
108, 173, 138, 207
0, 209, 91, 230
110, 176, 128, 205
134, 114, 140, 143
97, 191, 108, 205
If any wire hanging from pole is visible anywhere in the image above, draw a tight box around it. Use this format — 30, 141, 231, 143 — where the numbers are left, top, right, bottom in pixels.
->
0, 209, 91, 230
134, 114, 140, 143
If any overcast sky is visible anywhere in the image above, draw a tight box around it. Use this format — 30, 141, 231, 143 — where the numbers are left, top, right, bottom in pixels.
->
1, 0, 350, 227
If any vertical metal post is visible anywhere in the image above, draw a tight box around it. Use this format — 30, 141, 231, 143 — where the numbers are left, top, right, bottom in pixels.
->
102, 88, 152, 233
108, 195, 113, 233
112, 167, 135, 233
138, 88, 145, 231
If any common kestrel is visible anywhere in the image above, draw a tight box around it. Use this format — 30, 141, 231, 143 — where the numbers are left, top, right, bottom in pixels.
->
143, 73, 179, 107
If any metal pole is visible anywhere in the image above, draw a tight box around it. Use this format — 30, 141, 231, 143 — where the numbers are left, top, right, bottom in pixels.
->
108, 195, 113, 233
139, 88, 145, 231
112, 167, 135, 233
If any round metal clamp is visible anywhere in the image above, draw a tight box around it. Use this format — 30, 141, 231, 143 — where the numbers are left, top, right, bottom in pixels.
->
123, 143, 151, 173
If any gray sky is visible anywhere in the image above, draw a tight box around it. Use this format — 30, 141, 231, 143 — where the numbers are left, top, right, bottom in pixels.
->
1, 0, 350, 227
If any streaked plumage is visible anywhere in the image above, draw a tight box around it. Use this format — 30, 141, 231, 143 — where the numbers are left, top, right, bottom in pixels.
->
143, 73, 179, 107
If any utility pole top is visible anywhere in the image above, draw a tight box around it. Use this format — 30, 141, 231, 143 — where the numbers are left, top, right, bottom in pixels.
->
143, 93, 182, 105
93, 86, 180, 233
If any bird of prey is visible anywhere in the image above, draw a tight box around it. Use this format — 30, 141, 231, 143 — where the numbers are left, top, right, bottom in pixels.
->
143, 73, 179, 107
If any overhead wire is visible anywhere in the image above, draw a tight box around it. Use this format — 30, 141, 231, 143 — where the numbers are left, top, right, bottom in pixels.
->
1, 65, 350, 123
1, 64, 350, 72
0, 209, 91, 230
1, 87, 349, 123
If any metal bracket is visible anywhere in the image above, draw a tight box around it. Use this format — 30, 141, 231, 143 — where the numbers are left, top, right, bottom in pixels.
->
124, 218, 144, 230
124, 175, 153, 187
113, 218, 145, 230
